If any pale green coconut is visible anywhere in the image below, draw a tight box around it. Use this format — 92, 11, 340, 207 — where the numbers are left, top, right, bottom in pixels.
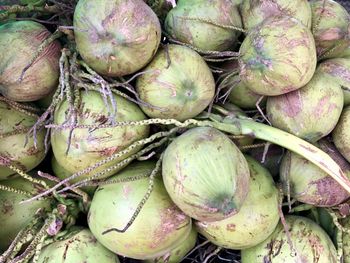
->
196, 156, 279, 250
333, 106, 350, 163
267, 70, 344, 142
88, 161, 192, 260
0, 100, 46, 180
241, 216, 337, 263
33, 228, 120, 263
51, 90, 149, 181
164, 0, 242, 51
0, 176, 52, 252
240, 0, 312, 31
239, 16, 317, 96
162, 126, 250, 222
0, 21, 60, 102
136, 44, 215, 121
311, 0, 350, 60
73, 0, 161, 77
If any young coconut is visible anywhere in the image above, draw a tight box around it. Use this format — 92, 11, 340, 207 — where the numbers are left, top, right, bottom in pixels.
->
144, 227, 198, 263
240, 0, 312, 31
195, 156, 279, 250
280, 140, 350, 207
239, 16, 317, 96
32, 228, 120, 263
332, 106, 350, 163
164, 0, 242, 52
0, 176, 52, 252
51, 90, 149, 181
241, 215, 337, 263
310, 0, 350, 60
318, 58, 350, 106
162, 126, 250, 222
266, 70, 344, 142
73, 0, 161, 77
0, 100, 46, 180
135, 44, 215, 121
0, 21, 60, 102
88, 161, 192, 260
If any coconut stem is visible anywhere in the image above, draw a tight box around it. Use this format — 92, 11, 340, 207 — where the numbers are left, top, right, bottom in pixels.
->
102, 156, 163, 234
0, 184, 33, 197
83, 171, 151, 187
0, 4, 60, 21
202, 247, 222, 263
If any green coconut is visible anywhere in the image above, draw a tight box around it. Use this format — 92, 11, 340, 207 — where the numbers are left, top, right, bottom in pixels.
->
73, 0, 161, 77
241, 215, 337, 263
310, 0, 350, 60
196, 156, 279, 250
88, 161, 192, 260
0, 100, 46, 180
164, 0, 242, 51
240, 0, 312, 31
162, 126, 250, 222
342, 217, 350, 263
266, 70, 344, 142
144, 226, 197, 263
318, 58, 350, 106
51, 90, 149, 181
33, 228, 120, 263
136, 44, 215, 121
0, 21, 60, 102
280, 141, 350, 207
239, 16, 317, 96
0, 176, 52, 252
333, 106, 350, 163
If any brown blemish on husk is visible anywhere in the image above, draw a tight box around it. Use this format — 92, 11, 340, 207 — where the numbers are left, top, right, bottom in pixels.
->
226, 223, 236, 232
1, 200, 13, 215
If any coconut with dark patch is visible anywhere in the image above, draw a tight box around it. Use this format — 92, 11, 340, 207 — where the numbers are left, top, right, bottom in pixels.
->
239, 16, 317, 96
51, 90, 149, 181
136, 44, 215, 121
164, 0, 242, 51
310, 0, 350, 60
266, 70, 344, 142
33, 228, 120, 263
145, 226, 197, 263
0, 100, 46, 180
333, 106, 350, 162
73, 0, 161, 77
196, 156, 279, 250
241, 216, 337, 263
88, 161, 191, 260
0, 176, 52, 252
280, 140, 350, 207
0, 21, 60, 102
162, 127, 250, 222
240, 0, 312, 31
318, 58, 350, 106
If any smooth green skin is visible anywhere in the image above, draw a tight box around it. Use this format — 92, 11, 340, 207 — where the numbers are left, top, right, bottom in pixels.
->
311, 0, 350, 60
241, 215, 337, 263
228, 75, 266, 109
164, 0, 242, 52
280, 150, 350, 207
33, 228, 120, 263
0, 21, 60, 102
162, 127, 250, 222
333, 106, 350, 163
318, 58, 350, 106
0, 177, 52, 252
88, 161, 192, 260
136, 44, 215, 121
51, 90, 149, 180
73, 0, 161, 77
196, 156, 279, 250
145, 227, 197, 263
240, 0, 312, 31
267, 71, 344, 143
0, 101, 46, 180
239, 16, 317, 96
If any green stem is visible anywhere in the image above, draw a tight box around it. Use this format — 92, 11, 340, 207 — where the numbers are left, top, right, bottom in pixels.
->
0, 5, 59, 21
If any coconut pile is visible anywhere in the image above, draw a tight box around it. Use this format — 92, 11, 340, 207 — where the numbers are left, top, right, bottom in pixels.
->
2, 0, 350, 262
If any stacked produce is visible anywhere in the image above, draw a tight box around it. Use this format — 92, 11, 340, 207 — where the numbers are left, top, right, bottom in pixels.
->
1, 0, 350, 262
